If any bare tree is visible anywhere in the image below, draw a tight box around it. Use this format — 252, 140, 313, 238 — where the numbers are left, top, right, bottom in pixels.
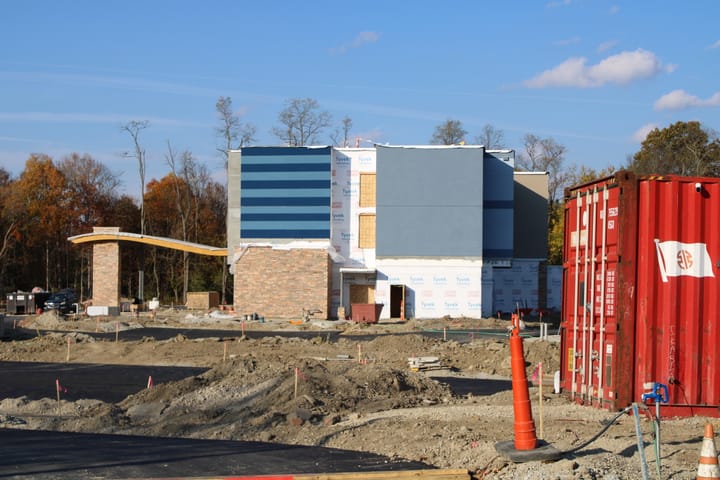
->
215, 96, 256, 167
121, 120, 149, 301
165, 142, 191, 302
121, 120, 150, 235
330, 116, 354, 147
272, 98, 332, 146
516, 133, 569, 203
214, 96, 254, 304
430, 119, 467, 145
475, 124, 505, 149
0, 168, 18, 293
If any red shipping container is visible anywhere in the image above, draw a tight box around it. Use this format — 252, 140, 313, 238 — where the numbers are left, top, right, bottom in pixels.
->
561, 171, 720, 417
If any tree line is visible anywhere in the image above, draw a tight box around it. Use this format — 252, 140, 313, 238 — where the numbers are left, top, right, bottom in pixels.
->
1, 94, 718, 306
0, 152, 227, 306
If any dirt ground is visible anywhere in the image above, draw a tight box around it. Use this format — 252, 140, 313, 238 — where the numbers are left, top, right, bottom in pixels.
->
0, 310, 713, 479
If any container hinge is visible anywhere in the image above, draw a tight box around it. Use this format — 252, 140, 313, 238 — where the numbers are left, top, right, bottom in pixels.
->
591, 350, 599, 360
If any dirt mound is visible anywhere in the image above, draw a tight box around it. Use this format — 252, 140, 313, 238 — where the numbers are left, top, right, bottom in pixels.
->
104, 357, 455, 441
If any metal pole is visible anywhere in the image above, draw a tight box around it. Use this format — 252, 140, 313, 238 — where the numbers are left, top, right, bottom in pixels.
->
632, 403, 650, 480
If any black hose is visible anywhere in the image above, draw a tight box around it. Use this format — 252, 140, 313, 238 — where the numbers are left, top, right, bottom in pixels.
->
562, 406, 633, 455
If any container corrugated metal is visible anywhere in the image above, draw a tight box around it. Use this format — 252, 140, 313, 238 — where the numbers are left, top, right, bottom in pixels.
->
561, 170, 720, 417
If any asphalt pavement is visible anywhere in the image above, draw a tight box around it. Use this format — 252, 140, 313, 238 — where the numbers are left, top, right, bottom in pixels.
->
0, 361, 207, 403
0, 428, 432, 479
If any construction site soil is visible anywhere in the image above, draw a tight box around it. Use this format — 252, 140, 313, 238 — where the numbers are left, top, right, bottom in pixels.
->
0, 310, 713, 479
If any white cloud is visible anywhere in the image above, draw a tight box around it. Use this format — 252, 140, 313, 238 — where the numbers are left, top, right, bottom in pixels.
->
554, 36, 581, 47
597, 40, 618, 53
654, 89, 720, 110
609, 5, 620, 14
330, 31, 381, 55
710, 40, 720, 49
632, 124, 658, 143
524, 49, 666, 88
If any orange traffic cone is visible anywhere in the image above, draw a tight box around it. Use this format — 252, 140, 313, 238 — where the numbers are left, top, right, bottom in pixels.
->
509, 315, 537, 450
698, 423, 720, 479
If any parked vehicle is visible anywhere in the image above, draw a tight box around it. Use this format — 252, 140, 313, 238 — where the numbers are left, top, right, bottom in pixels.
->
43, 289, 77, 314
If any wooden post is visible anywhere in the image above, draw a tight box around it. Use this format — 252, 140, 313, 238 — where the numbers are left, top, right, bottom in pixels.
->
55, 379, 61, 412
443, 327, 447, 342
294, 367, 299, 399
539, 362, 544, 439
66, 337, 71, 362
223, 341, 228, 362
115, 322, 119, 343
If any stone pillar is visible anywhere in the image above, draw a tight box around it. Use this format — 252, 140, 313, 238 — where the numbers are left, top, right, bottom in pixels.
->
92, 227, 121, 307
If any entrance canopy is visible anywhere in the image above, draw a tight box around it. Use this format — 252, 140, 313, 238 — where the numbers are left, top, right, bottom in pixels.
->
68, 231, 227, 257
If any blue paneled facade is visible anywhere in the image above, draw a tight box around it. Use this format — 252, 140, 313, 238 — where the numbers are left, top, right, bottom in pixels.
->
239, 147, 332, 239
482, 150, 515, 260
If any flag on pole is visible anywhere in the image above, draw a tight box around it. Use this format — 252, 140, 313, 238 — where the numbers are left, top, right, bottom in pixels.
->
530, 363, 541, 383
654, 239, 715, 283
55, 379, 67, 393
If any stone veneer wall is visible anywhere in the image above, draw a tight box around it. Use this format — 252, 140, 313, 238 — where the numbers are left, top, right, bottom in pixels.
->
233, 247, 330, 319
91, 227, 121, 307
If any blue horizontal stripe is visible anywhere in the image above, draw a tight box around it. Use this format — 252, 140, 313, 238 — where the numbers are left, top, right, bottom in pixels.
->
484, 200, 514, 209
483, 249, 514, 257
242, 147, 331, 157
242, 206, 330, 214
241, 171, 330, 181
242, 189, 330, 198
242, 213, 329, 221
242, 180, 330, 189
242, 163, 331, 172
242, 229, 330, 239
242, 155, 330, 165
242, 220, 329, 230
242, 197, 330, 206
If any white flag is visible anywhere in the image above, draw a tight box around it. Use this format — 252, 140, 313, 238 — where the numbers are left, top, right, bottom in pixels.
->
654, 239, 715, 283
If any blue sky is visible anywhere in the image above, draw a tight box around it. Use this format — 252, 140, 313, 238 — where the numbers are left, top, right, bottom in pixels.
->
2, 1, 719, 198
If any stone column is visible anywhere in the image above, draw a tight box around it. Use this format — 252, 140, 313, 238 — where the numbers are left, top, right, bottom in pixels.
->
91, 227, 121, 307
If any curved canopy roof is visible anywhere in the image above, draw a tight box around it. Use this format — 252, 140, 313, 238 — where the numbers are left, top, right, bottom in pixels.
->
68, 231, 227, 257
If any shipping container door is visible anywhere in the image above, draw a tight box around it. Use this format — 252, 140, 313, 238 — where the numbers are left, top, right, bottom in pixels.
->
562, 180, 624, 409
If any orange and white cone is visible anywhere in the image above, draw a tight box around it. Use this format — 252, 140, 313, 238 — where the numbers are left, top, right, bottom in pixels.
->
698, 423, 720, 479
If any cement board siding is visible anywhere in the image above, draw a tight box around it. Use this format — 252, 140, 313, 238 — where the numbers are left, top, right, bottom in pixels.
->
227, 150, 242, 259
238, 147, 331, 240
483, 152, 514, 258
513, 173, 549, 259
376, 146, 483, 257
